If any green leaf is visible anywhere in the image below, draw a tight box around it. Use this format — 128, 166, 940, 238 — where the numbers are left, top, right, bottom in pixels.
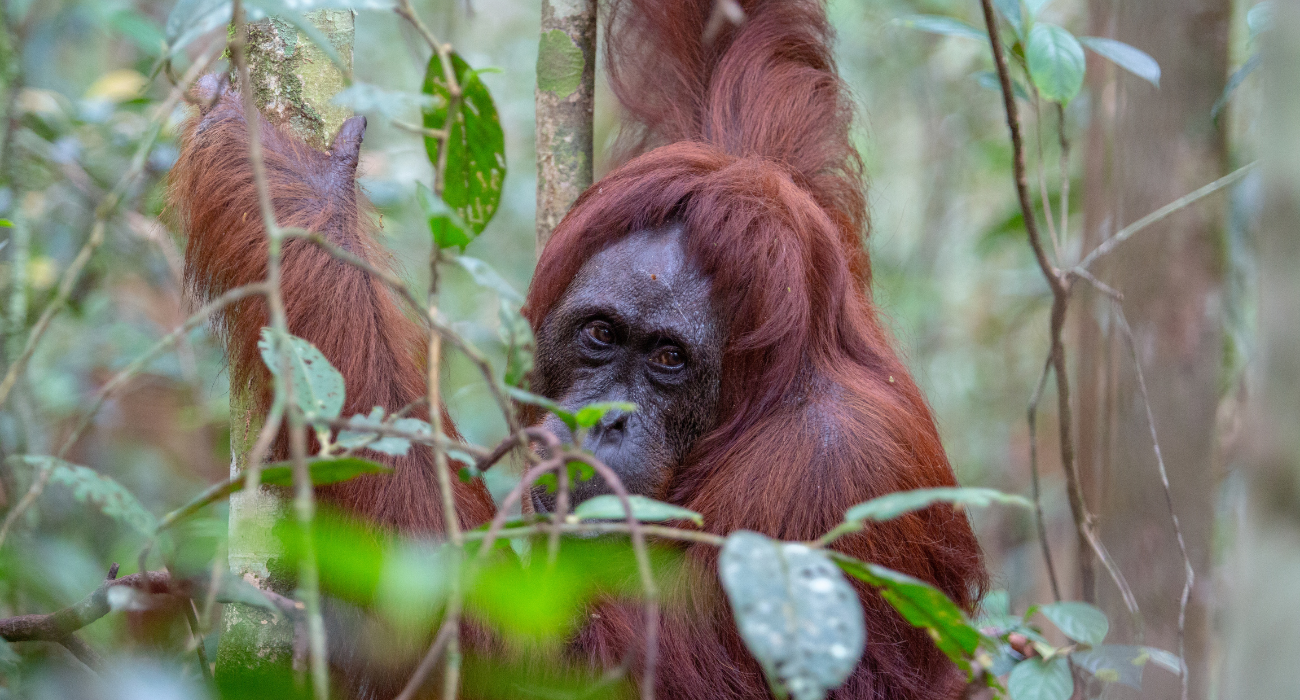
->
1212, 53, 1260, 119
1026, 24, 1085, 104
1078, 37, 1160, 87
834, 557, 981, 667
422, 52, 507, 235
1008, 656, 1073, 700
258, 457, 392, 488
0, 219, 12, 228
213, 571, 282, 614
537, 29, 585, 97
455, 256, 524, 304
19, 456, 157, 536
507, 387, 577, 431
720, 532, 866, 700
417, 182, 473, 251
994, 0, 1023, 37
575, 402, 637, 429
257, 328, 345, 421
1248, 2, 1273, 40
894, 15, 987, 41
573, 494, 704, 526
110, 9, 167, 57
844, 487, 1033, 524
1038, 601, 1108, 646
974, 71, 1030, 101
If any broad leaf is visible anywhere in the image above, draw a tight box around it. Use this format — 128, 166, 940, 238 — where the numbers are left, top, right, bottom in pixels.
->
418, 182, 473, 251
1212, 54, 1260, 119
258, 457, 392, 488
573, 494, 704, 526
1248, 2, 1273, 40
720, 532, 865, 700
455, 256, 524, 304
0, 219, 12, 227
1008, 656, 1073, 700
973, 71, 1030, 101
1038, 601, 1108, 646
575, 402, 636, 429
258, 329, 345, 421
835, 557, 981, 666
1026, 24, 1085, 104
893, 15, 987, 41
19, 456, 157, 535
844, 487, 1033, 524
422, 53, 506, 235
993, 0, 1023, 37
1078, 37, 1160, 87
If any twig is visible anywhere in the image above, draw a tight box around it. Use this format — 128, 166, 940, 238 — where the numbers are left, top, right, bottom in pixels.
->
185, 599, 213, 683
1076, 162, 1256, 272
1027, 354, 1063, 603
393, 616, 458, 700
1108, 296, 1194, 700
1032, 94, 1063, 263
978, 0, 1096, 603
0, 569, 301, 646
392, 119, 448, 140
0, 37, 223, 410
1056, 104, 1070, 249
230, 3, 328, 697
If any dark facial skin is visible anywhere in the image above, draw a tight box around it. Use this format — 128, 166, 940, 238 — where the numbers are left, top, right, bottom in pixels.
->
531, 226, 723, 511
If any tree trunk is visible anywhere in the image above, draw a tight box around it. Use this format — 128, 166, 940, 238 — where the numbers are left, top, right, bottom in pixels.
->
1077, 0, 1230, 697
534, 0, 596, 255
1221, 4, 1300, 696
215, 9, 353, 684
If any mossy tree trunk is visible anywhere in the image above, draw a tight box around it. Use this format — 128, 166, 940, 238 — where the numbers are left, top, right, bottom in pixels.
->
215, 9, 354, 685
534, 0, 596, 255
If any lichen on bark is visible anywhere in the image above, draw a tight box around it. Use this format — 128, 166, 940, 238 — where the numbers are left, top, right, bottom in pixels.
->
535, 0, 597, 255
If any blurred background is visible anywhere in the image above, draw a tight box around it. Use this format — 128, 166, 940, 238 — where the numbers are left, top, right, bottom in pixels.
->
0, 0, 1286, 697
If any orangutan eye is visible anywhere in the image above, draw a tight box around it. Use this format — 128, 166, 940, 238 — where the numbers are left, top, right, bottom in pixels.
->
648, 345, 685, 370
583, 320, 616, 346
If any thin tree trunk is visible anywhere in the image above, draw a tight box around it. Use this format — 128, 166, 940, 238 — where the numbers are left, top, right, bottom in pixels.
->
1221, 4, 1300, 696
1078, 0, 1230, 697
215, 9, 354, 683
534, 0, 596, 255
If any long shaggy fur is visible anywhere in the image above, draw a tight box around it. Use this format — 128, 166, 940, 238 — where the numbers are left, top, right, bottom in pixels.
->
524, 1, 987, 698
169, 75, 495, 533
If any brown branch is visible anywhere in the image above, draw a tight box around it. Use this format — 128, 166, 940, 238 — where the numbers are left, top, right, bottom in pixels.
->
1027, 354, 1063, 603
0, 569, 301, 647
978, 0, 1095, 603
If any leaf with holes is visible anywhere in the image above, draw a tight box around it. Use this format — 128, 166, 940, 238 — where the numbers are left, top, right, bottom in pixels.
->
422, 53, 506, 235
720, 532, 865, 700
573, 495, 703, 526
18, 456, 157, 535
835, 557, 982, 667
258, 329, 345, 421
1009, 656, 1073, 700
1038, 601, 1108, 646
1026, 24, 1085, 104
417, 182, 473, 252
336, 407, 433, 457
844, 487, 1033, 524
1078, 37, 1160, 88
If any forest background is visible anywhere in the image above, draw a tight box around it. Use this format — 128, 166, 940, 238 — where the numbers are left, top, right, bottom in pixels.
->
0, 0, 1293, 698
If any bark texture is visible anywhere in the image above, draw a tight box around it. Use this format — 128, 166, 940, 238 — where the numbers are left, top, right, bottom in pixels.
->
535, 0, 597, 255
1078, 0, 1230, 697
215, 8, 354, 683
